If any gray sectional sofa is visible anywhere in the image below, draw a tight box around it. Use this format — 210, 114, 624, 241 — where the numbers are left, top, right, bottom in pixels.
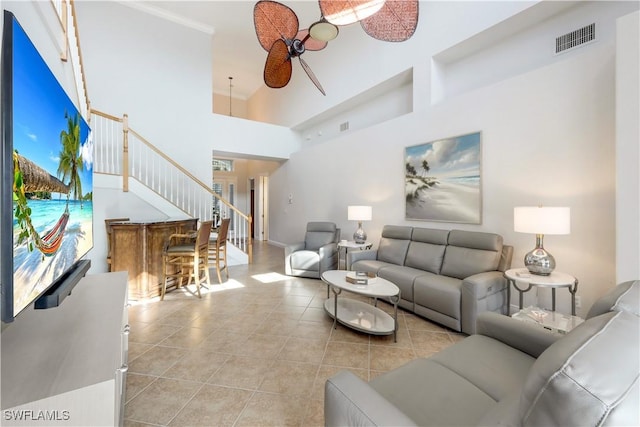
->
325, 280, 640, 427
349, 226, 513, 334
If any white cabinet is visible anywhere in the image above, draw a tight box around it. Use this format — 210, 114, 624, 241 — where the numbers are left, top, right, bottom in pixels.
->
1, 272, 128, 426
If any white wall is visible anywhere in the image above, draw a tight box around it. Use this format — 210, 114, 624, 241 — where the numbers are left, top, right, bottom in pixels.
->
213, 92, 248, 119
247, 1, 537, 127
74, 0, 300, 186
615, 11, 640, 283
268, 2, 639, 317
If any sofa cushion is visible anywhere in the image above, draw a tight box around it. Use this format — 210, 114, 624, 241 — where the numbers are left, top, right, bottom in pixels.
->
289, 250, 320, 272
410, 227, 449, 245
377, 226, 412, 265
441, 230, 502, 279
430, 334, 536, 401
518, 310, 640, 426
382, 225, 414, 240
586, 280, 638, 319
448, 229, 503, 251
413, 274, 462, 321
304, 222, 337, 251
405, 240, 447, 275
370, 358, 496, 426
405, 228, 448, 273
351, 259, 395, 275
377, 265, 426, 303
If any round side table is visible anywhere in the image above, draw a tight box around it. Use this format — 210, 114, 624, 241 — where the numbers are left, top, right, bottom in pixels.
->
504, 268, 579, 316
337, 240, 372, 270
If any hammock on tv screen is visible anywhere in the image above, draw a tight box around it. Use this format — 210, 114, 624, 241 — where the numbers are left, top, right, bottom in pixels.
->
14, 152, 72, 257
37, 210, 70, 256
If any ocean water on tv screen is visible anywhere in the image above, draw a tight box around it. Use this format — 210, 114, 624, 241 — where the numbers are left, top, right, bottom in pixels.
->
12, 199, 93, 314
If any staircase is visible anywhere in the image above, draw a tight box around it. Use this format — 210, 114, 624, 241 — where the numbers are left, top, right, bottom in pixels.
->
57, 0, 252, 264
91, 110, 253, 263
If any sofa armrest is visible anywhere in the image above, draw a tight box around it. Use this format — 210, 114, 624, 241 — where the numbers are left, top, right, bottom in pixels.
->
476, 312, 561, 358
319, 242, 339, 273
284, 242, 305, 257
284, 242, 305, 275
460, 271, 508, 334
325, 370, 417, 427
347, 249, 378, 270
318, 242, 338, 258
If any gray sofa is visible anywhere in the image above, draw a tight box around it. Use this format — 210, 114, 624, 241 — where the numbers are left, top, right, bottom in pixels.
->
284, 222, 340, 278
349, 226, 513, 334
325, 280, 640, 427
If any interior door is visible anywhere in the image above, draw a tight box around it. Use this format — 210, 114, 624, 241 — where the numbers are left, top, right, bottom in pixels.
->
255, 175, 269, 241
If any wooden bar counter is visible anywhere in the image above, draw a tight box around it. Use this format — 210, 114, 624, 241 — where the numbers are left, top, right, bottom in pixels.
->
108, 218, 197, 300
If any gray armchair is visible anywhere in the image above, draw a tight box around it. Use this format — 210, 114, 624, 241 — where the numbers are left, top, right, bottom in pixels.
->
284, 222, 340, 278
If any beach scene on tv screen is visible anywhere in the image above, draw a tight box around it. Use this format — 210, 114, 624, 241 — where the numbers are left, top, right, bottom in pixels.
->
11, 17, 93, 316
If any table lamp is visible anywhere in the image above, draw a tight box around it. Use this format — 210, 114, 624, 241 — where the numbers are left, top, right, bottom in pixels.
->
514, 206, 570, 276
348, 206, 372, 244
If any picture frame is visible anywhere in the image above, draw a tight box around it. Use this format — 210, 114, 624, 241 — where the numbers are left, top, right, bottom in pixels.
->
405, 131, 482, 224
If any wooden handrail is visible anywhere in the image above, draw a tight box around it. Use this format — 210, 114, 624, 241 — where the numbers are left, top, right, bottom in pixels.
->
92, 108, 250, 222
59, 1, 68, 62
69, 0, 90, 115
92, 109, 124, 122
50, 0, 89, 115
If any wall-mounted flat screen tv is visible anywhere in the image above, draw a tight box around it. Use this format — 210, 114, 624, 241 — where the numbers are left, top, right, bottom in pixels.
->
1, 10, 93, 323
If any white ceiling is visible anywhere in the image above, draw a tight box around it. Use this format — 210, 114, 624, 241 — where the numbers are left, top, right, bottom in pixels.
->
128, 1, 330, 100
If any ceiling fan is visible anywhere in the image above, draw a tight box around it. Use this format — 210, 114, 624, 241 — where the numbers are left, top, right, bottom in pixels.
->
253, 0, 419, 95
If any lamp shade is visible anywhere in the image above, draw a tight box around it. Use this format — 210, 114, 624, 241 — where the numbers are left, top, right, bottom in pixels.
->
348, 205, 372, 221
514, 207, 570, 235
309, 20, 339, 42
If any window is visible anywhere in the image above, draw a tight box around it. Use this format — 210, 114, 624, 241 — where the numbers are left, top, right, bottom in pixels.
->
212, 158, 234, 172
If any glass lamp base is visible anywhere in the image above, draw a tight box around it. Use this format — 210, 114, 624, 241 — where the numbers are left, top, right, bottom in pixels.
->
353, 222, 367, 244
524, 247, 555, 276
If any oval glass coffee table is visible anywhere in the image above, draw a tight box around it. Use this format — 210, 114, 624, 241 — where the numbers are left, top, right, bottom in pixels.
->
321, 270, 401, 342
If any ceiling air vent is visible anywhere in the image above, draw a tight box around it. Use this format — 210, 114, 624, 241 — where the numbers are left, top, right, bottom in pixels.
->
340, 121, 349, 132
556, 23, 595, 54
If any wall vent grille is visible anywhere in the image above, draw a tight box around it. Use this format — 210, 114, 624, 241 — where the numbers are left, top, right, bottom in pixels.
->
340, 122, 349, 132
556, 23, 595, 54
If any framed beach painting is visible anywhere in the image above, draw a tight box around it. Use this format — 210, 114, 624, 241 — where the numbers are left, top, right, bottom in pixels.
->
405, 132, 482, 224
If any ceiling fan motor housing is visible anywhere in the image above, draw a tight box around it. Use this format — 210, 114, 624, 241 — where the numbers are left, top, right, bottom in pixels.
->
291, 39, 306, 57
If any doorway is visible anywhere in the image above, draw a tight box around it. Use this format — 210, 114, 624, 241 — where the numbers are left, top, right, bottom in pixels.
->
253, 176, 269, 241
250, 180, 255, 238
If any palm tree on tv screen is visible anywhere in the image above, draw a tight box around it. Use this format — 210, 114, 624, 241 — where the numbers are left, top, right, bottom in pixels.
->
57, 111, 84, 207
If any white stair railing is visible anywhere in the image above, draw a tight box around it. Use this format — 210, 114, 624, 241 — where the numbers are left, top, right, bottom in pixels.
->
91, 110, 253, 262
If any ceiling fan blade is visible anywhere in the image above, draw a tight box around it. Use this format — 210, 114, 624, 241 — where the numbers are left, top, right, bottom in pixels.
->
264, 39, 293, 89
296, 29, 328, 51
319, 0, 385, 26
360, 0, 419, 42
298, 56, 326, 96
254, 0, 299, 51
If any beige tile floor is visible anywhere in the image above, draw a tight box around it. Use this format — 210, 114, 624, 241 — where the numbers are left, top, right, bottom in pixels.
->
124, 242, 464, 427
